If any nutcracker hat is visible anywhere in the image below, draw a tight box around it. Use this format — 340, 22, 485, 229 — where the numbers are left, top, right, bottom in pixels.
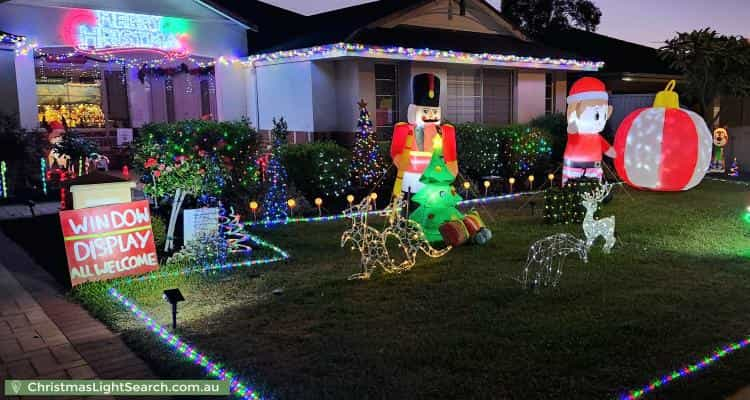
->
413, 73, 440, 107
567, 77, 608, 104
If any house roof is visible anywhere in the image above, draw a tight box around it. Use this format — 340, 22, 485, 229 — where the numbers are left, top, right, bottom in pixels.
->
540, 28, 681, 75
214, 0, 588, 62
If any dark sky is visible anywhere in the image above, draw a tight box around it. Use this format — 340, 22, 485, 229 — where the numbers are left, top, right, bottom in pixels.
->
261, 0, 750, 48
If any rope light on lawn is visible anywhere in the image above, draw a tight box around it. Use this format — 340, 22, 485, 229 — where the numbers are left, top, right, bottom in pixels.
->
242, 191, 541, 227
618, 335, 750, 400
109, 288, 263, 400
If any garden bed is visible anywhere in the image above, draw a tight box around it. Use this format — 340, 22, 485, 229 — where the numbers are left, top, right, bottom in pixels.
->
3, 181, 750, 399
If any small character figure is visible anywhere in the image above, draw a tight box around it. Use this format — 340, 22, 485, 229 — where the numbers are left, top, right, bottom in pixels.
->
391, 73, 457, 196
563, 77, 616, 185
709, 128, 728, 173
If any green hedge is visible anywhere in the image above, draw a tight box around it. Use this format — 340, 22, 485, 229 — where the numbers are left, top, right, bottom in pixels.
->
281, 142, 351, 200
455, 122, 553, 180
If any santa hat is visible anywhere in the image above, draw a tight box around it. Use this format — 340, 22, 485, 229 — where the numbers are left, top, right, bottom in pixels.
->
567, 77, 608, 104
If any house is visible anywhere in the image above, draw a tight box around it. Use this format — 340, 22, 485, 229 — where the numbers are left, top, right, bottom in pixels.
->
226, 0, 604, 143
0, 0, 255, 135
539, 28, 684, 134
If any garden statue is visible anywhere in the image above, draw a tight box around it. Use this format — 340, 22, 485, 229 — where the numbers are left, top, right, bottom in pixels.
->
709, 128, 729, 173
520, 233, 588, 290
391, 73, 458, 196
581, 184, 616, 254
563, 77, 616, 185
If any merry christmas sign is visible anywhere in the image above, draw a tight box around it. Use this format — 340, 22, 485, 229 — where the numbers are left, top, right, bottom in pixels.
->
59, 200, 159, 286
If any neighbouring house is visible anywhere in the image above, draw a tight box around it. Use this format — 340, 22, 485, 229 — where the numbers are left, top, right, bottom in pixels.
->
0, 0, 606, 148
232, 0, 604, 143
540, 28, 683, 133
0, 0, 254, 150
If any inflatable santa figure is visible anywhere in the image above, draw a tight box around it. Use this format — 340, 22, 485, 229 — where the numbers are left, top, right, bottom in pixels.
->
391, 73, 458, 196
562, 77, 616, 184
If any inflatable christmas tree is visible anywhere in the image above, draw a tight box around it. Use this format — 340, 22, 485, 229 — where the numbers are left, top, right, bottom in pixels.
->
410, 136, 464, 242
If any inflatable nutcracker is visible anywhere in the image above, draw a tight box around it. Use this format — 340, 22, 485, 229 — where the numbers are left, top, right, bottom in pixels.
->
562, 77, 616, 185
391, 73, 458, 196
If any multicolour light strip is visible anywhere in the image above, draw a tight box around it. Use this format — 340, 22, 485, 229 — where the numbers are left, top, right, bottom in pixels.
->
120, 232, 289, 285
618, 335, 750, 400
40, 158, 47, 196
0, 31, 26, 45
247, 42, 605, 71
109, 288, 262, 400
107, 232, 288, 397
242, 191, 540, 227
0, 161, 7, 199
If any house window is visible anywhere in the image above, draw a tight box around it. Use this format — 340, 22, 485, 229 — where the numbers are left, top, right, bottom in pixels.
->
482, 69, 513, 125
375, 64, 399, 139
545, 72, 556, 115
447, 69, 482, 124
446, 68, 512, 125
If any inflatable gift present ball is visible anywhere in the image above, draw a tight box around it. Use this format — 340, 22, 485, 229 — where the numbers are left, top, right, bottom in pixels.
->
614, 81, 712, 191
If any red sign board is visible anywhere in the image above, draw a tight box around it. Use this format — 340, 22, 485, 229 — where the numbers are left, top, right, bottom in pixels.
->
59, 200, 159, 286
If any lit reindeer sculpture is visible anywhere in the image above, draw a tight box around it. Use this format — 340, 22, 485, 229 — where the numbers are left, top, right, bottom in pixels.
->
341, 197, 394, 280
520, 233, 588, 289
382, 197, 451, 270
341, 196, 451, 280
581, 184, 616, 254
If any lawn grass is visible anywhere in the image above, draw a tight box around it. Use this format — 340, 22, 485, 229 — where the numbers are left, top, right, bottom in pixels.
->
4, 180, 750, 400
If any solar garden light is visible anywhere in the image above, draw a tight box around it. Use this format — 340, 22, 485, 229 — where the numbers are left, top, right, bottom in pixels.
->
162, 288, 185, 330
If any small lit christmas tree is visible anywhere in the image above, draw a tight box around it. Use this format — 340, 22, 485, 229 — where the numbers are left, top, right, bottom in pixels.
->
729, 157, 740, 177
410, 136, 464, 242
350, 99, 384, 187
261, 118, 289, 226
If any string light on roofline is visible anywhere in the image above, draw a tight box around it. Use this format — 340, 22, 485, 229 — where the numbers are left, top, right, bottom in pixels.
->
246, 42, 605, 71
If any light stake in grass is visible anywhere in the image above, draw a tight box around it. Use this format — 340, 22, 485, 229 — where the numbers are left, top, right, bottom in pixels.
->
528, 175, 535, 190
249, 201, 258, 221
463, 181, 471, 197
369, 192, 377, 210
314, 197, 322, 216
509, 177, 515, 194
346, 194, 354, 208
483, 180, 490, 197
163, 288, 185, 330
548, 173, 555, 186
287, 199, 296, 217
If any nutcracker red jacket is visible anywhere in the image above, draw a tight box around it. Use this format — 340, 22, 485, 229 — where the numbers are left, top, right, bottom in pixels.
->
390, 122, 458, 174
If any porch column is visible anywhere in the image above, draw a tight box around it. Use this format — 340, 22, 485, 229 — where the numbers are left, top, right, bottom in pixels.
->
0, 48, 37, 130
214, 61, 248, 122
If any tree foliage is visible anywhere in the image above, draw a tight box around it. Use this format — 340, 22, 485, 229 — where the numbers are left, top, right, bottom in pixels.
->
659, 28, 750, 126
501, 0, 601, 38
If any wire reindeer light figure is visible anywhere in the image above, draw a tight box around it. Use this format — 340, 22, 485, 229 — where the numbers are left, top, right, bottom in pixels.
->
382, 197, 451, 271
340, 197, 395, 280
581, 184, 616, 254
520, 233, 588, 289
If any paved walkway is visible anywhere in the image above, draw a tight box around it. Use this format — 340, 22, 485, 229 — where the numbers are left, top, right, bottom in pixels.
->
0, 202, 60, 220
0, 230, 157, 399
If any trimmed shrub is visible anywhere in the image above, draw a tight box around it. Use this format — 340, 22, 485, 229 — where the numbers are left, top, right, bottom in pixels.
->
543, 178, 601, 224
281, 142, 352, 201
529, 113, 567, 162
455, 123, 553, 180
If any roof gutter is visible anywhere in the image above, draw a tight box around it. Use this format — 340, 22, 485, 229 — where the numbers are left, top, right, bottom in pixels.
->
246, 42, 604, 72
193, 0, 258, 31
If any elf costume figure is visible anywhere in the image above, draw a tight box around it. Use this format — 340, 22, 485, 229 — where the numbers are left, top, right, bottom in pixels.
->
391, 73, 458, 196
562, 77, 616, 185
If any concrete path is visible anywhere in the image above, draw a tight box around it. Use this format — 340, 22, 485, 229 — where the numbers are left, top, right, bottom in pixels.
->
0, 202, 60, 220
0, 230, 158, 399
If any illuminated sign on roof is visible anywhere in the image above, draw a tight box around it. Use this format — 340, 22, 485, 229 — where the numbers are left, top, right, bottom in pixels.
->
61, 9, 190, 52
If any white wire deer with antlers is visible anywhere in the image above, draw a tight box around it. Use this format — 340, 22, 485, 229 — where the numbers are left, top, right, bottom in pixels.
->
581, 184, 616, 254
